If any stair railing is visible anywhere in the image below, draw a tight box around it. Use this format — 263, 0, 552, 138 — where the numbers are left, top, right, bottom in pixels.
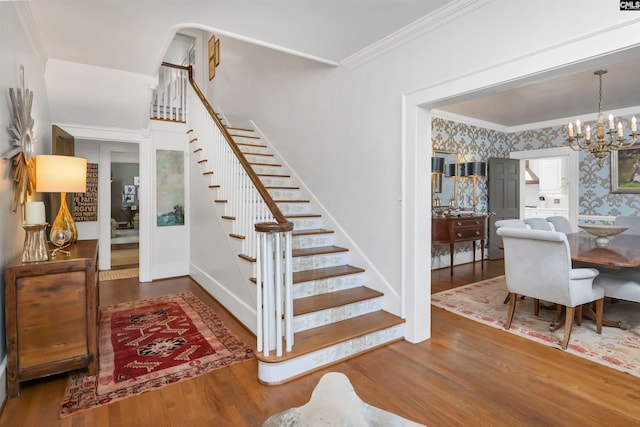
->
150, 62, 188, 122
184, 65, 294, 357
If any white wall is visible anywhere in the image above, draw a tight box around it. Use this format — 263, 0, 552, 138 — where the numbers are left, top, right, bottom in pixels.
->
208, 1, 640, 342
0, 1, 52, 406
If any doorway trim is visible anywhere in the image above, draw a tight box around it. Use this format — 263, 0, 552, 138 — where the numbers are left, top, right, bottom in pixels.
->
509, 147, 579, 231
54, 124, 152, 282
401, 24, 640, 344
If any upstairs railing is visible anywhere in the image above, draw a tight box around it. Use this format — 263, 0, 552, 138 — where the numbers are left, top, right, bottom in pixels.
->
176, 64, 294, 357
151, 62, 188, 122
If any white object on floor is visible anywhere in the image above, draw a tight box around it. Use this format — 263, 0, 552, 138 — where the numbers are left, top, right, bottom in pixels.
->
261, 372, 425, 427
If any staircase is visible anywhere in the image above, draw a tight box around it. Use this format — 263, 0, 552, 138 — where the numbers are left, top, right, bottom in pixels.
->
189, 115, 404, 384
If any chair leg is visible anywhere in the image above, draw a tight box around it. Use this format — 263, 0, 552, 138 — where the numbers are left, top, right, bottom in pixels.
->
505, 293, 517, 329
595, 298, 604, 334
533, 298, 540, 317
575, 305, 583, 326
561, 306, 575, 350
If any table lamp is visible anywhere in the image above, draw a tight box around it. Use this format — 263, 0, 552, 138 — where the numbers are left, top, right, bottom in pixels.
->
464, 161, 486, 211
444, 163, 458, 209
431, 157, 445, 207
35, 155, 87, 244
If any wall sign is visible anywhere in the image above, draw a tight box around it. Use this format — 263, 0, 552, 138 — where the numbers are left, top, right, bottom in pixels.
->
74, 163, 98, 221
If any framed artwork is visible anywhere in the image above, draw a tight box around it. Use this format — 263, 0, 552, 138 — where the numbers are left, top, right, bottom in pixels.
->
73, 163, 98, 222
123, 194, 135, 204
215, 39, 220, 66
209, 58, 216, 81
611, 145, 640, 193
124, 184, 135, 195
208, 35, 215, 59
156, 149, 185, 226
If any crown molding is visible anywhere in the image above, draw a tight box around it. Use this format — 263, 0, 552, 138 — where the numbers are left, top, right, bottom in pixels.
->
13, 2, 47, 71
340, 0, 494, 70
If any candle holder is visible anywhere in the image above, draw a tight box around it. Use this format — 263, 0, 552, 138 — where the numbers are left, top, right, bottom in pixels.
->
22, 223, 49, 263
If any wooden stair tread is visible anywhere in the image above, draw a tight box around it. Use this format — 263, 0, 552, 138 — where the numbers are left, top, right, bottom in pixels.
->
255, 311, 404, 363
242, 152, 273, 157
229, 133, 260, 140
292, 265, 364, 284
226, 127, 254, 132
275, 199, 309, 203
250, 162, 282, 167
237, 142, 267, 148
294, 286, 382, 316
265, 186, 300, 190
285, 213, 321, 219
257, 173, 290, 178
292, 246, 348, 257
292, 229, 334, 236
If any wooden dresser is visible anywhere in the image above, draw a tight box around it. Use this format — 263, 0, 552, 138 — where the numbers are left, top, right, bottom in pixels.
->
432, 215, 487, 275
4, 239, 99, 398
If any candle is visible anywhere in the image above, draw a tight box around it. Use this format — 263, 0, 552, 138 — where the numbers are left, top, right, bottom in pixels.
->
618, 122, 623, 138
576, 119, 581, 135
633, 116, 637, 132
25, 201, 46, 224
609, 114, 615, 130
586, 125, 591, 141
568, 123, 574, 138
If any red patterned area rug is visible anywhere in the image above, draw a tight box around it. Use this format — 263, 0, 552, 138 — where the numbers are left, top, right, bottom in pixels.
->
432, 276, 640, 378
59, 292, 254, 417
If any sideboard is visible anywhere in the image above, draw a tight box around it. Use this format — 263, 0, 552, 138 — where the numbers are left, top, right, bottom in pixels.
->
432, 215, 487, 275
4, 239, 99, 398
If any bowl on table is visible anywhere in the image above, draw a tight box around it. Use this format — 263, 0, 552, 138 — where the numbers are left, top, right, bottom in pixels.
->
578, 224, 629, 248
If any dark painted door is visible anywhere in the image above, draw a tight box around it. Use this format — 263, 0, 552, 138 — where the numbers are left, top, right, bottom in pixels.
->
488, 157, 520, 260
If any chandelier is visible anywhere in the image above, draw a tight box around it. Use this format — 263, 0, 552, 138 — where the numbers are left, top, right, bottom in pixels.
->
566, 70, 638, 166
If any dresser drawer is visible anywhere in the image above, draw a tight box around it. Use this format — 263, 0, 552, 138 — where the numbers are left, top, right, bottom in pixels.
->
452, 217, 484, 230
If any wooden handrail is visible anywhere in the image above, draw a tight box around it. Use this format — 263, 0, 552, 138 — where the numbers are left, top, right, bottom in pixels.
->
176, 64, 293, 232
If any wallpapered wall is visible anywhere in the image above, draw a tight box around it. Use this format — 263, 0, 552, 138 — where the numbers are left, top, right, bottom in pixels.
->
431, 112, 640, 269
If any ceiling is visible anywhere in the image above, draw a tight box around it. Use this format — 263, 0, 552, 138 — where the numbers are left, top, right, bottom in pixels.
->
25, 0, 640, 129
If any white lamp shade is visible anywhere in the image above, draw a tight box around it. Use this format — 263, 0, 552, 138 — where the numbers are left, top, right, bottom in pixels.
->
35, 155, 88, 193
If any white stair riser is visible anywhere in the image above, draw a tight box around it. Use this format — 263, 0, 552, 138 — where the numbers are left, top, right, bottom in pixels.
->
277, 202, 311, 215
258, 176, 292, 186
257, 324, 404, 384
293, 297, 382, 333
292, 273, 364, 299
252, 164, 285, 175
292, 252, 348, 272
245, 154, 276, 163
267, 188, 302, 200
229, 129, 256, 137
230, 135, 261, 144
292, 233, 335, 249
289, 216, 322, 230
238, 145, 270, 155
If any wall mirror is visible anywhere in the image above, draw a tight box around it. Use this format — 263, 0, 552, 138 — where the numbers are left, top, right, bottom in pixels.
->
432, 149, 458, 211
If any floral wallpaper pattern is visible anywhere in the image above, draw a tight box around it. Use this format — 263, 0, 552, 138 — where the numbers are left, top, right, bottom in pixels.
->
431, 113, 640, 267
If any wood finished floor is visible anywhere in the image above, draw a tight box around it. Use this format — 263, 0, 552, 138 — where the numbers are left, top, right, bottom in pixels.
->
2, 260, 640, 426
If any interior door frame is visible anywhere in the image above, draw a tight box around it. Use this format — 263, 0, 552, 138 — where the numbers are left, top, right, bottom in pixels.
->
509, 147, 579, 231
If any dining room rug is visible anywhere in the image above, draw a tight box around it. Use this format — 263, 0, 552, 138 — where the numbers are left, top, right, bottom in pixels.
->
432, 275, 640, 378
59, 292, 254, 417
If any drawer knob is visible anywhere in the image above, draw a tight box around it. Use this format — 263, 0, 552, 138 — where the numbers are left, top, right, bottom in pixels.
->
456, 222, 462, 226
475, 231, 480, 236
474, 221, 479, 224
457, 232, 463, 238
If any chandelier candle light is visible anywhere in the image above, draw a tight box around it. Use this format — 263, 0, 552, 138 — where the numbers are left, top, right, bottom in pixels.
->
566, 70, 638, 165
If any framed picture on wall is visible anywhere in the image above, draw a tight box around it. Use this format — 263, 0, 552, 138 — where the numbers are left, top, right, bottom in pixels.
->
611, 145, 640, 193
124, 185, 136, 195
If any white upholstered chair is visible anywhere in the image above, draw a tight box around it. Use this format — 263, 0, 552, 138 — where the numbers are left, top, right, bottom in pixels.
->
614, 216, 640, 235
523, 217, 553, 231
546, 216, 572, 234
495, 219, 527, 229
497, 228, 604, 350
595, 269, 640, 303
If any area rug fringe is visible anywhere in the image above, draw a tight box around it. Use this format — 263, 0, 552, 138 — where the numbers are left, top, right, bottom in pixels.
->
59, 291, 254, 417
432, 275, 640, 378
99, 268, 139, 281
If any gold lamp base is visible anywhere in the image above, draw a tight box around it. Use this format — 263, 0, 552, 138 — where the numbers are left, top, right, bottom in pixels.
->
50, 192, 78, 244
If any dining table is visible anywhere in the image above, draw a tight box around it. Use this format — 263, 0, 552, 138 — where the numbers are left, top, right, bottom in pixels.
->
566, 232, 640, 329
